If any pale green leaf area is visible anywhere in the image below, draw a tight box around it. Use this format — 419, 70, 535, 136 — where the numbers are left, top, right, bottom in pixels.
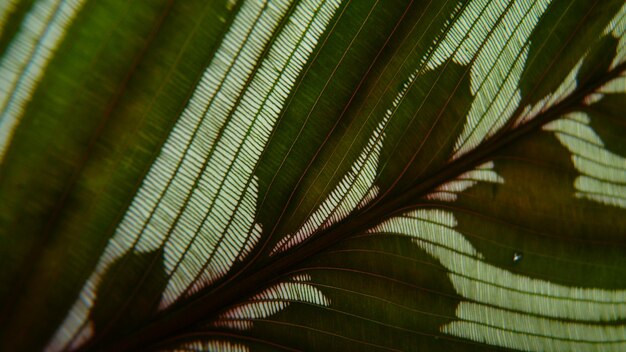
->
0, 0, 625, 351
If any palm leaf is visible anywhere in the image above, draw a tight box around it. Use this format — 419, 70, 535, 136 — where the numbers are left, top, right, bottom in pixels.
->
1, 0, 625, 350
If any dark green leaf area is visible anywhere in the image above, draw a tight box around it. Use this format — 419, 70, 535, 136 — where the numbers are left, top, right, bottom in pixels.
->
378, 61, 471, 193
237, 301, 479, 352
255, 0, 411, 232
91, 248, 167, 340
450, 131, 626, 289
212, 235, 511, 351
314, 234, 460, 317
577, 34, 619, 86
254, 0, 448, 240
224, 250, 454, 350
0, 0, 167, 288
586, 94, 626, 154
0, 1, 172, 348
520, 0, 622, 105
0, 1, 236, 350
256, 0, 464, 245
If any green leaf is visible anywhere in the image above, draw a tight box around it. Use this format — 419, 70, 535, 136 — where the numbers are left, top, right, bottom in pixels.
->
1, 0, 625, 351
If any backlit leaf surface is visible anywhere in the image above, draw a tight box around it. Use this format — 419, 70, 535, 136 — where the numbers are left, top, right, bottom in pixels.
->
0, 0, 625, 351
